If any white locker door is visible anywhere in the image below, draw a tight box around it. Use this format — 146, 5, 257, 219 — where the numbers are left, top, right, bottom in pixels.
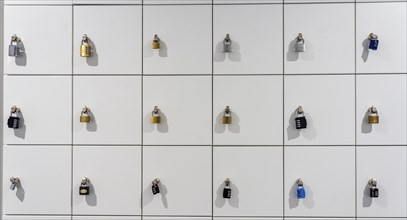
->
3, 6, 72, 75
143, 146, 212, 216
72, 146, 142, 215
73, 5, 142, 75
2, 146, 71, 215
213, 147, 283, 216
3, 76, 72, 145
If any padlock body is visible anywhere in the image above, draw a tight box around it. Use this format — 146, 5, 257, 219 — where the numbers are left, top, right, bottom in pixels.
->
223, 43, 232, 53
80, 44, 91, 57
295, 42, 305, 52
80, 115, 91, 123
152, 41, 160, 49
150, 115, 161, 124
8, 45, 19, 57
152, 184, 160, 195
295, 116, 307, 129
223, 187, 232, 199
370, 187, 379, 198
368, 115, 379, 124
369, 40, 379, 50
222, 115, 232, 124
7, 116, 20, 129
10, 183, 17, 190
296, 186, 306, 199
79, 185, 90, 195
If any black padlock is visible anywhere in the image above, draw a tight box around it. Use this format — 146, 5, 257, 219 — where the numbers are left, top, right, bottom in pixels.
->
370, 187, 379, 198
152, 178, 160, 195
369, 178, 379, 198
223, 178, 232, 199
79, 184, 90, 195
79, 177, 90, 195
152, 184, 160, 195
8, 106, 20, 129
295, 106, 307, 129
8, 116, 20, 129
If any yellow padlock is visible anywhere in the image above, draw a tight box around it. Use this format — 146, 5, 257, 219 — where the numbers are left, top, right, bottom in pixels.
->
152, 34, 160, 50
150, 106, 161, 124
80, 34, 91, 57
80, 106, 91, 123
222, 106, 232, 125
368, 106, 379, 124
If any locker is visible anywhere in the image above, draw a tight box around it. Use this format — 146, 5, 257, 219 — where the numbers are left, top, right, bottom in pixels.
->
143, 146, 212, 216
3, 146, 71, 215
3, 6, 72, 75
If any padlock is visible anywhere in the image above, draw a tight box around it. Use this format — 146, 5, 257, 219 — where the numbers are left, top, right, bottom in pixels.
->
222, 106, 232, 124
10, 177, 20, 191
369, 178, 379, 198
295, 106, 307, 129
223, 178, 232, 199
223, 34, 232, 53
295, 33, 305, 52
7, 106, 20, 129
8, 34, 22, 57
368, 33, 379, 50
150, 106, 161, 124
152, 34, 161, 49
152, 178, 160, 195
296, 178, 306, 199
79, 177, 90, 195
80, 106, 91, 123
80, 34, 91, 57
368, 106, 379, 124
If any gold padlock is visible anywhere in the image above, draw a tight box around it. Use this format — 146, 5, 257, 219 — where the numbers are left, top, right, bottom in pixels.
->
152, 34, 160, 50
222, 106, 232, 124
150, 106, 161, 124
80, 106, 91, 123
368, 106, 379, 124
80, 34, 91, 57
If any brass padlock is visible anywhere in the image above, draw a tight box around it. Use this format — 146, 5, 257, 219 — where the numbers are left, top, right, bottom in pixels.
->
152, 34, 160, 49
222, 106, 232, 124
368, 106, 379, 124
80, 106, 91, 123
80, 34, 91, 57
150, 106, 161, 124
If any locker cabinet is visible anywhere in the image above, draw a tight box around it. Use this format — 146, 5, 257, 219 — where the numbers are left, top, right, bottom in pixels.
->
72, 146, 142, 215
356, 75, 407, 145
73, 6, 142, 75
143, 5, 212, 75
356, 2, 407, 73
143, 76, 212, 145
2, 146, 71, 215
73, 76, 142, 145
213, 147, 283, 216
357, 147, 407, 217
3, 6, 72, 75
143, 146, 212, 216
284, 147, 355, 217
284, 3, 355, 74
213, 76, 283, 145
213, 4, 283, 75
3, 76, 72, 145
284, 75, 355, 145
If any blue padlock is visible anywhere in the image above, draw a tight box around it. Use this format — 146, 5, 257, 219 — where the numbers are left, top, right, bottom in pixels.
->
368, 33, 379, 50
296, 178, 306, 199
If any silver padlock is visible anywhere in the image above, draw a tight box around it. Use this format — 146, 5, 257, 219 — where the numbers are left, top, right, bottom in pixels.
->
223, 34, 232, 53
9, 34, 22, 57
10, 177, 20, 190
295, 33, 305, 52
